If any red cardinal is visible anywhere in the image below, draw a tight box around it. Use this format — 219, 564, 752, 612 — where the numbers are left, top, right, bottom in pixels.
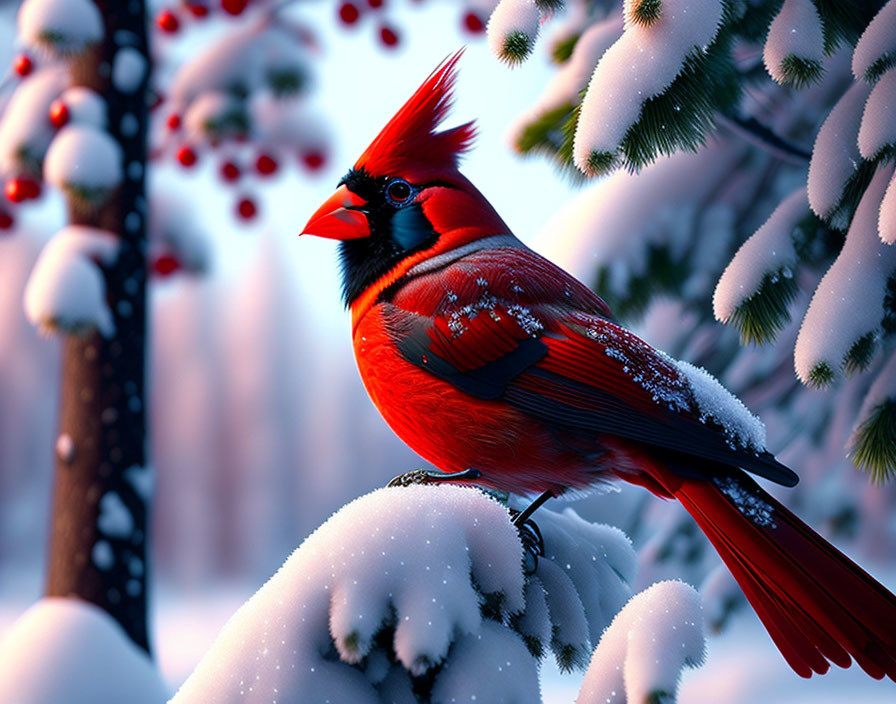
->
301, 52, 896, 680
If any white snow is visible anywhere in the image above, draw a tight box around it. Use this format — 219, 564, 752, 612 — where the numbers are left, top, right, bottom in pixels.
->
169, 26, 308, 109
0, 598, 168, 704
795, 164, 896, 384
170, 486, 526, 703
762, 0, 825, 84
17, 0, 103, 55
250, 94, 329, 153
508, 16, 623, 147
808, 80, 872, 221
880, 168, 896, 243
573, 0, 723, 174
858, 68, 896, 159
44, 125, 123, 192
0, 67, 68, 175
676, 360, 767, 451
853, 0, 896, 81
576, 580, 705, 704
59, 86, 107, 128
714, 186, 807, 321
150, 188, 210, 273
23, 225, 120, 337
487, 0, 541, 63
113, 47, 147, 94
429, 620, 542, 704
182, 91, 242, 141
97, 491, 134, 537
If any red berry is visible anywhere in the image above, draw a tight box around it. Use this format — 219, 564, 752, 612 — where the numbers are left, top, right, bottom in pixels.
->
220, 160, 240, 182
5, 178, 40, 203
379, 25, 399, 47
338, 2, 360, 24
221, 0, 248, 15
157, 9, 180, 33
462, 12, 485, 33
152, 254, 181, 277
166, 113, 181, 131
301, 150, 326, 171
184, 2, 209, 17
255, 153, 278, 176
176, 146, 197, 167
367, 0, 384, 9
236, 197, 257, 220
49, 100, 70, 128
0, 211, 14, 231
13, 54, 33, 77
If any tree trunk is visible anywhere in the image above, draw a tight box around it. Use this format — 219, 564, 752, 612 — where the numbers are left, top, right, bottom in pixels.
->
45, 0, 152, 653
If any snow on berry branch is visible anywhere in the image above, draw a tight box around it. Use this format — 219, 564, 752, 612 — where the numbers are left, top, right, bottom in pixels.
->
18, 0, 103, 57
170, 485, 697, 703
24, 226, 120, 337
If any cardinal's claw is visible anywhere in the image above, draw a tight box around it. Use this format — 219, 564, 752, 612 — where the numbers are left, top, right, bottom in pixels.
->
387, 467, 482, 488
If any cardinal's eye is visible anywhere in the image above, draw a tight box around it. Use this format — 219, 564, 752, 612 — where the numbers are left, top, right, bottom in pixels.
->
385, 179, 413, 206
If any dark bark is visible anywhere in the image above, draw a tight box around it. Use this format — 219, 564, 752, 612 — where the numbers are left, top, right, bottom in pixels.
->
45, 0, 153, 653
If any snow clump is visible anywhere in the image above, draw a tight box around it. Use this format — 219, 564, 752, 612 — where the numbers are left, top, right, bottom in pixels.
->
0, 67, 68, 175
762, 0, 825, 85
24, 225, 119, 337
714, 186, 807, 322
18, 0, 103, 56
858, 68, 896, 160
853, 0, 896, 82
44, 125, 123, 200
576, 580, 705, 704
795, 164, 896, 385
487, 0, 541, 65
573, 0, 723, 175
0, 597, 168, 704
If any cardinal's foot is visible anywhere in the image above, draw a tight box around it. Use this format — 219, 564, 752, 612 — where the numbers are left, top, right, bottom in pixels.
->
387, 467, 482, 488
509, 491, 553, 574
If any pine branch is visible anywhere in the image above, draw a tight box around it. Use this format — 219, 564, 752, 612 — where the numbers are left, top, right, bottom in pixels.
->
716, 113, 811, 165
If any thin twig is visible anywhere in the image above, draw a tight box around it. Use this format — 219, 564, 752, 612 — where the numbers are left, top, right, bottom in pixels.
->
716, 112, 812, 165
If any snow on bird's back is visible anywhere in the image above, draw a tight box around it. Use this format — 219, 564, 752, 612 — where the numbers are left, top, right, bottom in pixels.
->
676, 360, 767, 452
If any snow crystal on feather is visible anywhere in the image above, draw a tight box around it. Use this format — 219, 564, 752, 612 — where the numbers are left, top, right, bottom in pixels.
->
24, 226, 119, 337
795, 164, 896, 384
808, 80, 872, 222
858, 68, 896, 160
713, 475, 775, 527
762, 0, 825, 84
0, 67, 68, 175
44, 126, 123, 191
714, 186, 807, 322
508, 16, 623, 148
0, 598, 168, 704
576, 580, 705, 704
487, 0, 540, 64
676, 360, 767, 451
169, 486, 525, 703
573, 0, 723, 173
853, 0, 896, 82
18, 0, 103, 55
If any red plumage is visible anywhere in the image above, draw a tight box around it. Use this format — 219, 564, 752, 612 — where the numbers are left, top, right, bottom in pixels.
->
301, 52, 896, 681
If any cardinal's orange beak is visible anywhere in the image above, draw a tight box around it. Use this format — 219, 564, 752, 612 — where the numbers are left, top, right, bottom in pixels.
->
300, 185, 370, 239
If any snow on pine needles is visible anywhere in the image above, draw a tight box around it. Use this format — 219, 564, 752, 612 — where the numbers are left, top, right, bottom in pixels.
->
171, 485, 702, 703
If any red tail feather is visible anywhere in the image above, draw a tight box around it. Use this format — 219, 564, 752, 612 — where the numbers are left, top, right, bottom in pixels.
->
669, 471, 896, 680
